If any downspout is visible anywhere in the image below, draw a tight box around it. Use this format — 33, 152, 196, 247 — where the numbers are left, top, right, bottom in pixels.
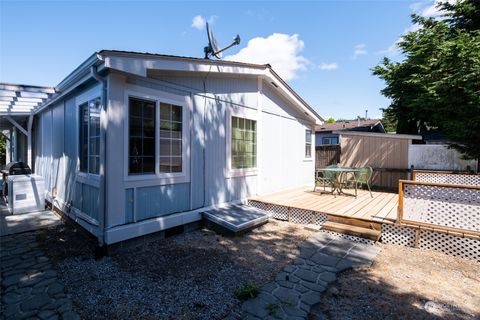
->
91, 66, 108, 254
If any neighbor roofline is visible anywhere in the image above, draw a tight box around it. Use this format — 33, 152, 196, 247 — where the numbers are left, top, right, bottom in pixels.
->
334, 131, 422, 140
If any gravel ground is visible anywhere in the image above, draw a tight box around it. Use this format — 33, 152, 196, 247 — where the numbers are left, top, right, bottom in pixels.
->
311, 243, 480, 320
37, 219, 313, 319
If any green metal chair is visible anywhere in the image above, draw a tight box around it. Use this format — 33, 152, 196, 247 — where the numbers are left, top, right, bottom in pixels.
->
314, 164, 338, 192
353, 166, 373, 198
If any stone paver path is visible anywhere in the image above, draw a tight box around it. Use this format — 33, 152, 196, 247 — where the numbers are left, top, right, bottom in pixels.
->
241, 231, 380, 319
1, 232, 79, 320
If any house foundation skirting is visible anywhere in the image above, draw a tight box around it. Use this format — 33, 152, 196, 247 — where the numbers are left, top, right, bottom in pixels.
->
248, 200, 480, 262
381, 224, 480, 262
247, 200, 328, 225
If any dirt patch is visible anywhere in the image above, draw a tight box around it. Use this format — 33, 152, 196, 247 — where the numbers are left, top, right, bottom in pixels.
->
311, 243, 480, 320
37, 219, 313, 319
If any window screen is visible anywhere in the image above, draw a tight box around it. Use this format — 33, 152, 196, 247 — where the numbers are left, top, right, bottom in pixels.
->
159, 103, 183, 173
231, 116, 256, 169
129, 97, 156, 174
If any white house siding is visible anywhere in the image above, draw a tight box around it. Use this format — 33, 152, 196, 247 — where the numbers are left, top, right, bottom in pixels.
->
106, 72, 315, 231
33, 83, 102, 236
260, 81, 314, 194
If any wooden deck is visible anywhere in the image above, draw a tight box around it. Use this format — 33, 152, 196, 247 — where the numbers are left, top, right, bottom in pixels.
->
250, 186, 398, 225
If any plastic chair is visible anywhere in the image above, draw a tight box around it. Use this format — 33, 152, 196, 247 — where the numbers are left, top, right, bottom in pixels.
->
314, 164, 338, 192
354, 166, 373, 198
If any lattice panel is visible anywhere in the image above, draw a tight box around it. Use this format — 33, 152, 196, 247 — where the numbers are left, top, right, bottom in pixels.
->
247, 200, 268, 211
380, 224, 416, 247
315, 212, 328, 225
403, 184, 480, 232
419, 230, 480, 261
321, 230, 374, 245
290, 208, 315, 225
415, 172, 480, 186
268, 204, 289, 221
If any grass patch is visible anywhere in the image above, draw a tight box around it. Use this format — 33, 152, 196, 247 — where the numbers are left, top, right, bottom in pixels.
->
235, 282, 260, 301
265, 303, 278, 315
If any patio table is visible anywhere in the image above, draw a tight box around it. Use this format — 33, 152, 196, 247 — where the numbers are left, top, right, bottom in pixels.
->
316, 167, 360, 197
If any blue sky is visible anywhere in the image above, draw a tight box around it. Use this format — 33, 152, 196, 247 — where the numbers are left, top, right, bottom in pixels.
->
0, 0, 443, 120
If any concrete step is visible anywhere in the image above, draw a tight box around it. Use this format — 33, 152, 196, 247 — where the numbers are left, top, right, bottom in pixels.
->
322, 221, 381, 241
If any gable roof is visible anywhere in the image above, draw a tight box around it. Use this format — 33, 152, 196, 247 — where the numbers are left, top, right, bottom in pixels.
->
316, 119, 383, 132
38, 50, 323, 124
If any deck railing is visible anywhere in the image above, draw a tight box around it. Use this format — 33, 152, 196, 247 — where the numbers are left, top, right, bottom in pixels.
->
398, 179, 480, 237
412, 169, 480, 186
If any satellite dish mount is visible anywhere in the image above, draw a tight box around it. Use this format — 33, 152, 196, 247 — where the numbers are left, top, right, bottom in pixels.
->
204, 22, 240, 59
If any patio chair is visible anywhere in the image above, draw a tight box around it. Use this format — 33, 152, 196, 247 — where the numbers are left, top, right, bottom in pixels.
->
314, 164, 338, 192
353, 166, 373, 198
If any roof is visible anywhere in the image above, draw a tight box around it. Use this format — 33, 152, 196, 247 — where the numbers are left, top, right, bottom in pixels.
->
316, 119, 381, 132
334, 131, 422, 140
97, 50, 323, 124
36, 50, 322, 124
0, 83, 55, 116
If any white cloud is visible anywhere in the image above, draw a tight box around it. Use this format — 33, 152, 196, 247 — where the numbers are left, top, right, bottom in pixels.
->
353, 43, 367, 58
191, 15, 218, 30
224, 33, 309, 81
191, 15, 205, 30
319, 63, 338, 71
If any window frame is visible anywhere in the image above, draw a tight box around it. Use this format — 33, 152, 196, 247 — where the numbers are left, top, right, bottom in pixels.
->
123, 87, 190, 186
75, 87, 102, 186
305, 129, 312, 159
322, 136, 339, 145
226, 107, 258, 178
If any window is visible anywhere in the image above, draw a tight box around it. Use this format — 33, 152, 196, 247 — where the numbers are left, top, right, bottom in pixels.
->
159, 103, 183, 173
79, 97, 100, 174
305, 129, 312, 158
128, 97, 156, 174
231, 116, 256, 169
322, 137, 339, 145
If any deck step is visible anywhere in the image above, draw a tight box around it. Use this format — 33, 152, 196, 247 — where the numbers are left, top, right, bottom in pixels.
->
322, 221, 381, 241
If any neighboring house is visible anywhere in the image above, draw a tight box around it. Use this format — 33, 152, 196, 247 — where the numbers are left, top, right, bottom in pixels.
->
315, 119, 385, 146
1, 50, 323, 247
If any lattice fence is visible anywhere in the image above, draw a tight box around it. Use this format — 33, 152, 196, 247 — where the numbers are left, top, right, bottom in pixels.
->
321, 230, 374, 245
247, 201, 327, 225
414, 171, 480, 186
402, 183, 480, 233
380, 224, 480, 261
381, 224, 416, 247
419, 230, 480, 261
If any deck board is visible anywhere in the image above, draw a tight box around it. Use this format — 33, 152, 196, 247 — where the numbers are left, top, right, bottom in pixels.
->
251, 186, 399, 225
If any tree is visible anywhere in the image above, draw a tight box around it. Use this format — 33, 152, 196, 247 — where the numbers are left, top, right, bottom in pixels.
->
326, 117, 335, 123
0, 134, 6, 166
373, 0, 480, 159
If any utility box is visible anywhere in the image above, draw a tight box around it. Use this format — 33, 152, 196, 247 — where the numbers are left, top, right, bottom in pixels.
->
7, 174, 45, 214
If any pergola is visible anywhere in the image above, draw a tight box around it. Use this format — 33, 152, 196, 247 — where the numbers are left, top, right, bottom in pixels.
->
0, 83, 55, 167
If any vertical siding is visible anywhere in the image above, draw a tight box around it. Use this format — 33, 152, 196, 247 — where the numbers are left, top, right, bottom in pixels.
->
33, 84, 102, 224
340, 135, 409, 168
106, 72, 315, 228
125, 189, 134, 223
260, 112, 314, 195
63, 97, 78, 204
135, 183, 190, 221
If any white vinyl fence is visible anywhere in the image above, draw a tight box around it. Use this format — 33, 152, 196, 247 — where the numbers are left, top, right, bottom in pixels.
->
408, 144, 478, 172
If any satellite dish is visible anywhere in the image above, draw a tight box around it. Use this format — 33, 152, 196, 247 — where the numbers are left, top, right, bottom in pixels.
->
204, 22, 241, 59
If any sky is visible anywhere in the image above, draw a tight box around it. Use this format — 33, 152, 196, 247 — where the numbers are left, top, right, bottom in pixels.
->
0, 0, 445, 120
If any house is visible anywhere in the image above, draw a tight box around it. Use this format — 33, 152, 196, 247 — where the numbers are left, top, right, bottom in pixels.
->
315, 119, 385, 146
1, 50, 323, 248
